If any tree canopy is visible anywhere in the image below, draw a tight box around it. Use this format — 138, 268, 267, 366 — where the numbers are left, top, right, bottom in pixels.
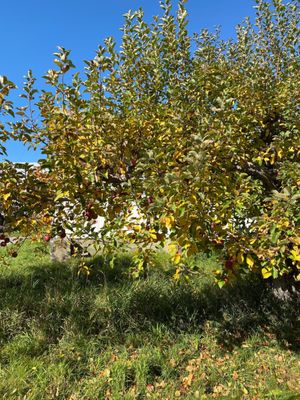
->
1, 0, 299, 284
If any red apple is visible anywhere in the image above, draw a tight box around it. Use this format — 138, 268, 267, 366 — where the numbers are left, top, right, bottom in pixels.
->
0, 241, 7, 247
4, 237, 10, 244
44, 234, 51, 242
225, 259, 234, 269
147, 196, 154, 205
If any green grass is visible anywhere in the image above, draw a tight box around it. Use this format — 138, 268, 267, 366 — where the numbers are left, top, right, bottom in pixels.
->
0, 241, 299, 399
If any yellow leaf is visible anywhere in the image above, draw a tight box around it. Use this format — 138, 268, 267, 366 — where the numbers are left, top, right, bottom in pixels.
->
262, 268, 272, 279
242, 386, 249, 395
16, 219, 23, 227
173, 268, 181, 282
292, 237, 300, 245
133, 225, 142, 232
237, 252, 244, 264
290, 247, 300, 262
55, 190, 69, 201
246, 254, 254, 268
42, 215, 53, 224
168, 242, 178, 256
100, 368, 111, 378
3, 192, 11, 201
270, 153, 275, 165
173, 252, 181, 265
256, 156, 263, 166
190, 194, 197, 203
173, 150, 182, 159
161, 215, 174, 229
149, 229, 157, 240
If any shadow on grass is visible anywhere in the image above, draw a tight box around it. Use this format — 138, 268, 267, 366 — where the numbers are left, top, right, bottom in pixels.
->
0, 254, 299, 353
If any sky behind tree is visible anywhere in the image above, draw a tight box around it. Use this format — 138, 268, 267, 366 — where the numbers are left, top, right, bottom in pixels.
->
1, 0, 256, 162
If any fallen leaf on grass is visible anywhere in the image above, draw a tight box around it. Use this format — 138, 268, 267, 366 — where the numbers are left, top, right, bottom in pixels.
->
146, 384, 154, 392
232, 371, 239, 381
182, 373, 194, 388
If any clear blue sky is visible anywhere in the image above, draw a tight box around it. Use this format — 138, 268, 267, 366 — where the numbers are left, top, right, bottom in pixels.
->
1, 0, 256, 162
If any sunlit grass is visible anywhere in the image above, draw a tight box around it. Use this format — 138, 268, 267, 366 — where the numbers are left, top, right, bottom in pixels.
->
0, 241, 299, 399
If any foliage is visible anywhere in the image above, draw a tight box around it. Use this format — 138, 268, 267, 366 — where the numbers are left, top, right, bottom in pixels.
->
0, 0, 300, 283
0, 75, 15, 156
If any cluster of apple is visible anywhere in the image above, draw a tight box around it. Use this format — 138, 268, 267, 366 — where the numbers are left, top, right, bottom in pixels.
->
43, 203, 98, 243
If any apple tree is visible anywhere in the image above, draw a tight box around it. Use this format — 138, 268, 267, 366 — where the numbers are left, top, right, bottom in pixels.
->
1, 0, 299, 283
